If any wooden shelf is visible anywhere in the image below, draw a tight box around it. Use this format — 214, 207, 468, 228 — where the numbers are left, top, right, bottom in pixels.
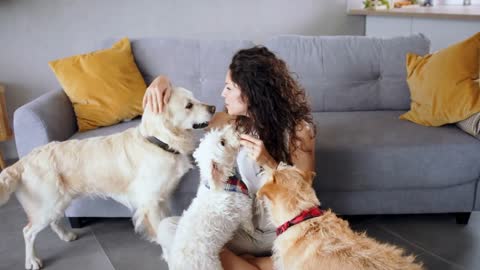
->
349, 5, 480, 20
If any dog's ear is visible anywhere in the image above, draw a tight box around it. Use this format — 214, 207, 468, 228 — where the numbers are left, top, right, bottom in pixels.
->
261, 164, 275, 175
162, 98, 172, 119
209, 161, 224, 191
257, 184, 273, 202
258, 166, 274, 184
292, 167, 316, 186
256, 176, 278, 202
303, 171, 316, 186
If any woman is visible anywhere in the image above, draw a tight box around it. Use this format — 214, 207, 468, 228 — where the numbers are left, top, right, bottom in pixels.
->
144, 46, 316, 270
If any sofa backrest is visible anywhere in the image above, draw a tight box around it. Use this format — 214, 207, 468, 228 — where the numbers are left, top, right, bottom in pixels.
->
128, 37, 254, 110
105, 35, 429, 112
265, 34, 430, 112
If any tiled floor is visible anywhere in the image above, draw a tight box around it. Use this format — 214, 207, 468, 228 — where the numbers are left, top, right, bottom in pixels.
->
1, 196, 479, 270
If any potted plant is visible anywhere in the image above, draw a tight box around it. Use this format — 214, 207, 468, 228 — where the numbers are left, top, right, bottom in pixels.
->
363, 0, 391, 10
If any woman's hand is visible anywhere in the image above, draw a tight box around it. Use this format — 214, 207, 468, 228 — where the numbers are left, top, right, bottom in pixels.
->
240, 134, 278, 170
143, 75, 172, 113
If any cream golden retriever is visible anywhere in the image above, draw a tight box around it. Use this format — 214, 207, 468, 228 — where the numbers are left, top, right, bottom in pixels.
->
257, 164, 424, 270
0, 86, 215, 270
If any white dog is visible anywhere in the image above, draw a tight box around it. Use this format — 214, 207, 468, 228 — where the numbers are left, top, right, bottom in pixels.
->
160, 125, 255, 270
0, 87, 214, 270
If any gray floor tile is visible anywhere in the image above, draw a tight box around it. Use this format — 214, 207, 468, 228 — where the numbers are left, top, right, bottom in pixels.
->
0, 206, 28, 255
349, 218, 466, 270
376, 213, 480, 270
0, 208, 114, 270
0, 196, 21, 213
352, 222, 442, 268
91, 218, 169, 270
3, 199, 480, 270
416, 252, 465, 270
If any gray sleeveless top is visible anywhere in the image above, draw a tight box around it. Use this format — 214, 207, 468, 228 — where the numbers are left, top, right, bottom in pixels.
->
236, 146, 275, 233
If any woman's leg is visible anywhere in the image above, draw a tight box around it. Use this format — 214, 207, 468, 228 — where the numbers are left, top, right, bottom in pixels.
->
241, 254, 274, 270
250, 256, 274, 270
221, 248, 261, 270
221, 249, 274, 270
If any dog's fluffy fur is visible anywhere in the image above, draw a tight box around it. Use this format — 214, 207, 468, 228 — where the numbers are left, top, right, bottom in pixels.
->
0, 87, 214, 270
160, 125, 254, 270
257, 164, 424, 270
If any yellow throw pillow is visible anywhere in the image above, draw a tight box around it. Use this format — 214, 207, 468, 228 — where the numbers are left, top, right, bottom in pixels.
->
400, 32, 480, 126
478, 51, 480, 86
49, 38, 146, 131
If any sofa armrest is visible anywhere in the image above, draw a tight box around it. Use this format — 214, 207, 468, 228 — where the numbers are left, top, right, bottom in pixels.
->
14, 90, 77, 157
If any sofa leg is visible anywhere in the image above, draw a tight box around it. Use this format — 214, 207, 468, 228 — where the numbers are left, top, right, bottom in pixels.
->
68, 217, 86, 229
455, 212, 471, 225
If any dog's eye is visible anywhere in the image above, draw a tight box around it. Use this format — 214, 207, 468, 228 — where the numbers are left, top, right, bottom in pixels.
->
220, 139, 225, 146
185, 102, 193, 109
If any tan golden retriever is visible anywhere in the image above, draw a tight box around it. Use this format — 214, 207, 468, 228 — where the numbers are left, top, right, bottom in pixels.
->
257, 164, 424, 270
0, 86, 215, 270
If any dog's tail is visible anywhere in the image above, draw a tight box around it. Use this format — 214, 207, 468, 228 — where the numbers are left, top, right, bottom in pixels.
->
355, 232, 425, 270
0, 161, 22, 206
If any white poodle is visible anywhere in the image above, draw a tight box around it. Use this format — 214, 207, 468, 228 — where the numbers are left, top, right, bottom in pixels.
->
159, 125, 254, 270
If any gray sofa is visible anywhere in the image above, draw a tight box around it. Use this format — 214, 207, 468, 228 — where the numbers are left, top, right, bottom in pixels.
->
14, 34, 480, 227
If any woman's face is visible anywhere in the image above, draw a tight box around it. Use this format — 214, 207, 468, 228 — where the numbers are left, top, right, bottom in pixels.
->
221, 71, 248, 116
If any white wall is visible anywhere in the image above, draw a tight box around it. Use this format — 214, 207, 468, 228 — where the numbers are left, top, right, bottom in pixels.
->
0, 0, 364, 159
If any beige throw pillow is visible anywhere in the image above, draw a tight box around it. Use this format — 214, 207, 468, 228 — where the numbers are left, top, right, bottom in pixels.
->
456, 112, 480, 136
456, 49, 480, 137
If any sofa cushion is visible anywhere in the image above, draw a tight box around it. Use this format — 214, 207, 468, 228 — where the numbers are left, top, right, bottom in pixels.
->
65, 197, 132, 218
314, 111, 480, 192
69, 118, 140, 140
68, 116, 206, 159
265, 34, 430, 112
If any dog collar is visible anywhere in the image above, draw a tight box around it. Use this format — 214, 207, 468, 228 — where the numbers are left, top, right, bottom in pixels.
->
276, 206, 323, 236
145, 136, 180, 155
204, 175, 250, 197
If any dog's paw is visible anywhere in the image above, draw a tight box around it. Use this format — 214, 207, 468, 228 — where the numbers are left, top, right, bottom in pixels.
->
61, 232, 78, 242
25, 256, 42, 270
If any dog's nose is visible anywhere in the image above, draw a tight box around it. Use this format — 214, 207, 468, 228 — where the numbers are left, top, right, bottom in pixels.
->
208, 105, 216, 114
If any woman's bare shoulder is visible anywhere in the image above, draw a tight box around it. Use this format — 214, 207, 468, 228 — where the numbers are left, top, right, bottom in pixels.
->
291, 121, 316, 152
298, 121, 315, 139
206, 112, 235, 131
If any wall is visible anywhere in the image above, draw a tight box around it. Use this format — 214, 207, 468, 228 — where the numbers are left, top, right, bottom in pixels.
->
0, 0, 364, 159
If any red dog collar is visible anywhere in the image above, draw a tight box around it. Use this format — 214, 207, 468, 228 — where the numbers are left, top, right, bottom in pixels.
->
276, 206, 323, 236
204, 175, 250, 197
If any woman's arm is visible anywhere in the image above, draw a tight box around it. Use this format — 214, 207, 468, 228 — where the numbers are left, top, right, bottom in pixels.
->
290, 122, 316, 172
240, 122, 315, 172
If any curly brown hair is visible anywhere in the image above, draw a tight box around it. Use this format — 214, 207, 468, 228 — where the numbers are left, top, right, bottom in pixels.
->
228, 46, 315, 164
